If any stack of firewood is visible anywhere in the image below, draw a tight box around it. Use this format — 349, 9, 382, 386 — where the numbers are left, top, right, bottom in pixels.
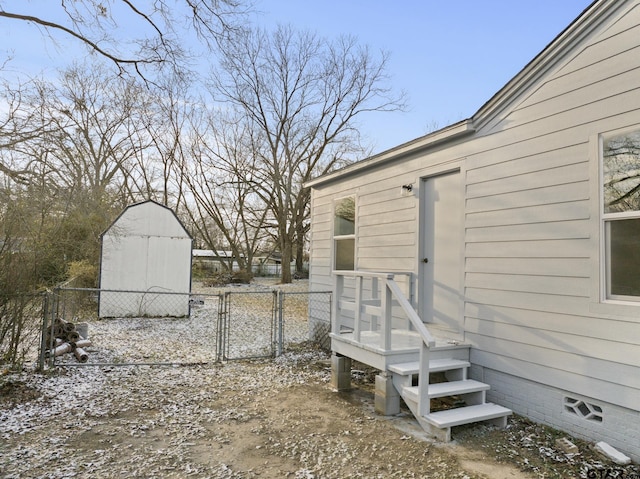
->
45, 318, 91, 363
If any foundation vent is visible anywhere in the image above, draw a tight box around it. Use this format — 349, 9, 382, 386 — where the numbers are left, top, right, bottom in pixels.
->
564, 396, 603, 422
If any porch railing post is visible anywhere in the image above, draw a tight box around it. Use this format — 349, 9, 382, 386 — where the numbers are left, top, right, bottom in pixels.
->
380, 277, 392, 350
332, 274, 343, 336
418, 341, 431, 416
353, 275, 362, 342
370, 276, 379, 331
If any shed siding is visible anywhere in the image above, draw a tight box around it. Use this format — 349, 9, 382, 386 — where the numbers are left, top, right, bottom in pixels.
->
99, 201, 192, 317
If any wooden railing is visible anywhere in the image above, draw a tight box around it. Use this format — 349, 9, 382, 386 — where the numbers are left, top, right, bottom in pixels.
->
333, 270, 436, 415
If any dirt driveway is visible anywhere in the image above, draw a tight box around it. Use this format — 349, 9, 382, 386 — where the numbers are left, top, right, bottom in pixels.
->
3, 345, 637, 479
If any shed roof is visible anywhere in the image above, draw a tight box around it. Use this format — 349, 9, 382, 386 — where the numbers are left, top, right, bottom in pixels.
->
101, 199, 192, 239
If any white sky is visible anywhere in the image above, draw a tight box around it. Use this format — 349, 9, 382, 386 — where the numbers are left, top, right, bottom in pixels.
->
0, 0, 595, 155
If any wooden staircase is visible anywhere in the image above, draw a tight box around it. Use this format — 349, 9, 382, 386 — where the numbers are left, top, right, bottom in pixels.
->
388, 356, 512, 441
331, 270, 512, 442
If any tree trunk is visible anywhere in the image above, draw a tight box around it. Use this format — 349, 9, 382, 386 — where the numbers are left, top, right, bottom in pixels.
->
280, 239, 293, 284
295, 241, 304, 274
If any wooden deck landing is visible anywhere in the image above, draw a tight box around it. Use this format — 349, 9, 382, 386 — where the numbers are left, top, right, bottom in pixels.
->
331, 330, 470, 371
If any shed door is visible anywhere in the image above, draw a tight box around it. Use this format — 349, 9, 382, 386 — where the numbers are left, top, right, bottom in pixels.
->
422, 171, 464, 340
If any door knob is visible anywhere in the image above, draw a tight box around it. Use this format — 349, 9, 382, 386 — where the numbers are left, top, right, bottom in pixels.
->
423, 258, 429, 263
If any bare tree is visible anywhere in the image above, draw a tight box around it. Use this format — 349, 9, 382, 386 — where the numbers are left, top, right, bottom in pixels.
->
13, 64, 159, 203
182, 108, 269, 273
0, 63, 170, 286
0, 0, 248, 80
209, 25, 406, 282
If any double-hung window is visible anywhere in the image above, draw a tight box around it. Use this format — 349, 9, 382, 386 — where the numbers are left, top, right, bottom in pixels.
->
333, 196, 356, 270
602, 128, 640, 300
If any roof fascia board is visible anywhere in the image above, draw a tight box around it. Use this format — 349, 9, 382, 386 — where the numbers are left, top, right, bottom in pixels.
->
306, 119, 475, 188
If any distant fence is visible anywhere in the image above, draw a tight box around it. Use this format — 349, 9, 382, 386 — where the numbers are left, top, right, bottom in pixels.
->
193, 259, 308, 277
40, 287, 331, 367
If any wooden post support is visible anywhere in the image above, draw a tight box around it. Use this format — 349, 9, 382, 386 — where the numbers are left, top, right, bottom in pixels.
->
331, 353, 352, 391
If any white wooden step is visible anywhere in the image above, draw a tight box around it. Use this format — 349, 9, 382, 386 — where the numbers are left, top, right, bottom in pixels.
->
424, 403, 512, 428
388, 358, 470, 376
402, 380, 489, 402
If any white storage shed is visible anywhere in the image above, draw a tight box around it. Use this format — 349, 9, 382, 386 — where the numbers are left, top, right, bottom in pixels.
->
99, 200, 193, 317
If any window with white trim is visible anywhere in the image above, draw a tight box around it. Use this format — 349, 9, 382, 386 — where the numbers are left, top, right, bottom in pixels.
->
333, 196, 355, 270
602, 128, 640, 300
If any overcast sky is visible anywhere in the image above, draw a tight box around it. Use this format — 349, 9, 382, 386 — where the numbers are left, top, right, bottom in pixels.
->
1, 1, 594, 154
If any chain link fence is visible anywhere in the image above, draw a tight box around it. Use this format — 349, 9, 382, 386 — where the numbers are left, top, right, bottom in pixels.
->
0, 292, 47, 368
279, 291, 332, 353
40, 286, 332, 367
42, 288, 222, 367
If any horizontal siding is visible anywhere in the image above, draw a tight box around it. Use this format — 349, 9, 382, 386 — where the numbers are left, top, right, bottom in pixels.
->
545, 6, 640, 79
307, 1, 640, 414
466, 220, 590, 243
358, 257, 415, 271
466, 272, 589, 297
466, 257, 590, 277
466, 144, 586, 185
358, 208, 416, 227
466, 181, 588, 213
503, 53, 640, 131
358, 231, 415, 247
464, 3, 640, 412
466, 238, 591, 258
466, 317, 640, 370
471, 348, 638, 411
465, 302, 640, 346
466, 163, 589, 198
466, 200, 590, 228
465, 287, 589, 317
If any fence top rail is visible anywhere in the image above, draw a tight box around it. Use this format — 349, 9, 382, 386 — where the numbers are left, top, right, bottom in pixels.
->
55, 287, 196, 295
280, 290, 332, 296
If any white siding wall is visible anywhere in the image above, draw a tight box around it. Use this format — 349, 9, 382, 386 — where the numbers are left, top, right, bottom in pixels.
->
464, 2, 640, 414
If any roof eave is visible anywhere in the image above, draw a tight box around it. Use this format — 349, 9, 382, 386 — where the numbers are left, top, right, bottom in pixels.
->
305, 119, 475, 188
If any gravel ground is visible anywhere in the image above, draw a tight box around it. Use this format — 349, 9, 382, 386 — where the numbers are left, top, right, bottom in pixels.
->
1, 347, 508, 479
3, 348, 640, 478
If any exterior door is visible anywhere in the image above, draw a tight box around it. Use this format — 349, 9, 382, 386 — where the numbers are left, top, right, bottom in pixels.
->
422, 171, 464, 340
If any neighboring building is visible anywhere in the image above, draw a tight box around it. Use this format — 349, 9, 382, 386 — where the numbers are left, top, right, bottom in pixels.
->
307, 0, 640, 461
192, 249, 244, 273
99, 200, 193, 317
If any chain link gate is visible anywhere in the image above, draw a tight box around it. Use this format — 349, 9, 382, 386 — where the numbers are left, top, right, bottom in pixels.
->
218, 290, 278, 360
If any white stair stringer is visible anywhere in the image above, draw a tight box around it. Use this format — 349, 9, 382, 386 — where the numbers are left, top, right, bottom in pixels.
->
389, 359, 512, 442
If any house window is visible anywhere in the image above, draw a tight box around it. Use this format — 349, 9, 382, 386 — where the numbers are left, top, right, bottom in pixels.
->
602, 129, 640, 300
334, 196, 356, 270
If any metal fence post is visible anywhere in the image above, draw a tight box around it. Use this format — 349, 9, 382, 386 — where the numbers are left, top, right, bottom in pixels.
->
37, 292, 49, 371
277, 291, 284, 357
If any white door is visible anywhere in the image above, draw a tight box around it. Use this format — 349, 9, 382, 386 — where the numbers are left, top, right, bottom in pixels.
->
422, 171, 464, 340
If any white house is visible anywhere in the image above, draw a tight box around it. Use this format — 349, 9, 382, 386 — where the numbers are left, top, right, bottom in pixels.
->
99, 200, 193, 317
306, 0, 640, 461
